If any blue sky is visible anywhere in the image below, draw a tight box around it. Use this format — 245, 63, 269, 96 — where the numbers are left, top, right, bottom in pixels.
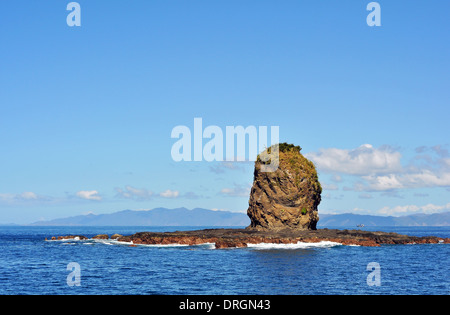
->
0, 1, 449, 224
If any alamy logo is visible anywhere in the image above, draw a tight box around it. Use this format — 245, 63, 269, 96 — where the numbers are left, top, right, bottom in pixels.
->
66, 262, 81, 287
367, 2, 381, 27
66, 2, 81, 27
366, 262, 381, 286
171, 118, 280, 172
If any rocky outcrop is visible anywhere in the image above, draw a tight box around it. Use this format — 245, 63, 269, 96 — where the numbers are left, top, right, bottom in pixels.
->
46, 235, 88, 241
92, 234, 109, 240
46, 229, 450, 248
116, 229, 450, 248
247, 143, 322, 231
44, 145, 450, 248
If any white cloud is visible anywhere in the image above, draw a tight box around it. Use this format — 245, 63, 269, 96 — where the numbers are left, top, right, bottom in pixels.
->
307, 144, 450, 191
19, 192, 38, 200
325, 203, 450, 216
362, 167, 450, 191
220, 184, 251, 197
159, 189, 180, 198
76, 190, 102, 201
305, 144, 402, 176
378, 203, 450, 216
362, 174, 405, 191
0, 191, 45, 203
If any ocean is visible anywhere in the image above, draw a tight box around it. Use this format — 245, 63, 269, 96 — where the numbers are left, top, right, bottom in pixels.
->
0, 226, 449, 295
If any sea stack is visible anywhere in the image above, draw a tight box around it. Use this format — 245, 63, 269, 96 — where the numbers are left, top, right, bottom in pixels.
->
247, 143, 322, 231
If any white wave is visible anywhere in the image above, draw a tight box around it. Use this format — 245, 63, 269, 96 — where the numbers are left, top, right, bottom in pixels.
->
135, 243, 190, 247
198, 242, 216, 249
246, 241, 342, 250
108, 240, 133, 246
63, 237, 85, 242
46, 237, 85, 242
91, 239, 115, 245
138, 242, 218, 248
103, 240, 216, 248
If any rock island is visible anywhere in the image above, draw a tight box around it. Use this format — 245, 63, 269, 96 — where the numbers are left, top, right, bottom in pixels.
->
49, 143, 450, 248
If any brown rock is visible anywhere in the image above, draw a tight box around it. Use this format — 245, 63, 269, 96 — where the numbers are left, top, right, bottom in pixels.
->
215, 239, 248, 249
112, 228, 450, 248
92, 234, 109, 240
49, 235, 88, 241
247, 143, 322, 231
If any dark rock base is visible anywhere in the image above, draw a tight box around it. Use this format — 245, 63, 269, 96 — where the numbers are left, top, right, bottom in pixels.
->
48, 229, 450, 248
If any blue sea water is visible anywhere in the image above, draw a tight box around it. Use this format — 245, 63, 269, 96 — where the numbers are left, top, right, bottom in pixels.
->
0, 226, 449, 295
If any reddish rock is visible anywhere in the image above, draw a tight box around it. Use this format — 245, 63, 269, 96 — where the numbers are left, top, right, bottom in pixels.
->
215, 240, 247, 249
92, 234, 109, 240
48, 235, 88, 241
48, 228, 450, 249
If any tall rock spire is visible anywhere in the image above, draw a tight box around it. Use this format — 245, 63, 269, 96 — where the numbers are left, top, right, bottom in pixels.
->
247, 143, 322, 230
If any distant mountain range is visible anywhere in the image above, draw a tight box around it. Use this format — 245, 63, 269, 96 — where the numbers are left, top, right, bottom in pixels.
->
317, 212, 450, 227
29, 208, 250, 226
26, 208, 450, 227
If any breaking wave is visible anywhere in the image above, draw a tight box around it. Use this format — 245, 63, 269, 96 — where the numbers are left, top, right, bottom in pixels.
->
104, 240, 216, 249
48, 238, 341, 250
246, 241, 342, 250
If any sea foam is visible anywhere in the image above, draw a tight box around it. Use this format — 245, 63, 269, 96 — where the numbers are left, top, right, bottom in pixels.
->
246, 241, 342, 250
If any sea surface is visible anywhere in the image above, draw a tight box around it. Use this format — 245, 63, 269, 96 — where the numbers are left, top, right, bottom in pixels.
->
0, 226, 449, 295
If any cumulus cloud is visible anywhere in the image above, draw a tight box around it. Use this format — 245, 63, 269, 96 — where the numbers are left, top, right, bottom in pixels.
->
76, 190, 102, 201
159, 189, 180, 198
361, 174, 405, 191
327, 202, 450, 216
363, 170, 450, 191
21, 192, 39, 200
305, 144, 402, 176
0, 191, 42, 203
378, 202, 450, 216
307, 144, 450, 191
362, 147, 450, 191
